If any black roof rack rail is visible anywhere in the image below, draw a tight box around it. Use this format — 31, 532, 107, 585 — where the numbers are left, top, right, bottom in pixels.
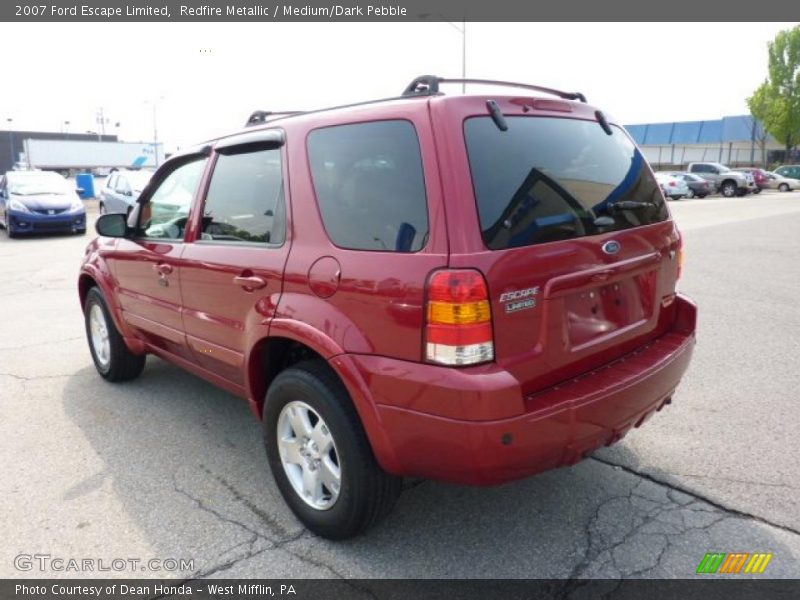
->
402, 75, 587, 103
245, 110, 305, 127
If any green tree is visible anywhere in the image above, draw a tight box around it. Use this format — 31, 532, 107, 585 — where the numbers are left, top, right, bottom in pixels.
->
747, 26, 800, 156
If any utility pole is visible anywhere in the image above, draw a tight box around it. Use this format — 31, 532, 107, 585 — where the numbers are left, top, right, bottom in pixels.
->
7, 118, 14, 168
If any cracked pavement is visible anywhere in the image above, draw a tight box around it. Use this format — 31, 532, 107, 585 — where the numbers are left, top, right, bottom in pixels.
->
1, 194, 800, 580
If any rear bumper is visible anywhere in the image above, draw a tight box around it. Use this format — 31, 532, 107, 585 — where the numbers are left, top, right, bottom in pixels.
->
345, 294, 696, 486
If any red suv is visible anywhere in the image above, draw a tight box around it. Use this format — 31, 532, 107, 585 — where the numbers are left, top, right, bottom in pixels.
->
79, 76, 696, 539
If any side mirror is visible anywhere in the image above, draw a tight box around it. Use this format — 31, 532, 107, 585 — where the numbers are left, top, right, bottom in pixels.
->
96, 213, 128, 238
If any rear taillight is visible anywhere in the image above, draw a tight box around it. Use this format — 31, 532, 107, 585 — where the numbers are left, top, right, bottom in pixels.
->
425, 269, 494, 366
669, 181, 677, 187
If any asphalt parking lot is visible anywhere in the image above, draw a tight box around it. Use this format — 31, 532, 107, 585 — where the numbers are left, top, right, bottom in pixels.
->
2, 191, 800, 580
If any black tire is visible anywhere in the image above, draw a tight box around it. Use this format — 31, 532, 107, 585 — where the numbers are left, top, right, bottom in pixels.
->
753, 188, 762, 194
263, 360, 402, 539
720, 180, 737, 198
779, 183, 789, 192
75, 229, 86, 235
84, 287, 146, 382
698, 194, 708, 199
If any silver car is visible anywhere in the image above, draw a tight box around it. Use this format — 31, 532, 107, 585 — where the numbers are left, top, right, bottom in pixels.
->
764, 171, 800, 192
99, 169, 154, 215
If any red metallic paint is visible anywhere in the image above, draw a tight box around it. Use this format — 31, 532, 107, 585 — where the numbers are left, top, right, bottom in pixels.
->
79, 93, 696, 486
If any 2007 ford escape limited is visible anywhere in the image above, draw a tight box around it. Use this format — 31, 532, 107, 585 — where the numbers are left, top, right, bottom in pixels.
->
79, 76, 697, 539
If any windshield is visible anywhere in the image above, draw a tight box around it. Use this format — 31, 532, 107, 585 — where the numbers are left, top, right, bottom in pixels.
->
464, 116, 668, 250
8, 173, 72, 196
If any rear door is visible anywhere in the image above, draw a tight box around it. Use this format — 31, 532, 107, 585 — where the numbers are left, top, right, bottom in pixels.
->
435, 98, 680, 397
179, 130, 290, 385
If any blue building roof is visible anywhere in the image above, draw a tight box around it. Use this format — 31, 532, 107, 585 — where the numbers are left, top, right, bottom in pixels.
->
625, 115, 769, 145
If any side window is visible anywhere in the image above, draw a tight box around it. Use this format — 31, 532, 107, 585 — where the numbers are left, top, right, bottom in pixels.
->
200, 147, 286, 245
307, 120, 429, 252
115, 175, 131, 195
106, 173, 118, 190
136, 158, 206, 240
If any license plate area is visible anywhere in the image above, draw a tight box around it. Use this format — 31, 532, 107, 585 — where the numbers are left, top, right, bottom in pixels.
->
564, 270, 656, 348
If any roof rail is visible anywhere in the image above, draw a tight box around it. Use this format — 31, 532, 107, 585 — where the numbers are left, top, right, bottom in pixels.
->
245, 110, 305, 127
401, 75, 587, 103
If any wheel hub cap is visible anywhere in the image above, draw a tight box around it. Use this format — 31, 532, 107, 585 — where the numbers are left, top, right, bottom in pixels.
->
277, 401, 341, 511
89, 304, 111, 369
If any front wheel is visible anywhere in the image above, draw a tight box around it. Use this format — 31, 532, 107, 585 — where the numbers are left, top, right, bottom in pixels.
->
84, 287, 146, 381
720, 181, 737, 198
263, 361, 402, 539
779, 183, 789, 192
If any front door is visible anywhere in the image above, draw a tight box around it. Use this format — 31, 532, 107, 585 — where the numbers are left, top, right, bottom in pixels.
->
111, 155, 208, 359
180, 136, 289, 384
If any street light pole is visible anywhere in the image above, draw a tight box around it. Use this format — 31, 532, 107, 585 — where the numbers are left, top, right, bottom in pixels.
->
152, 101, 159, 167
441, 20, 467, 93
418, 14, 467, 93
7, 118, 14, 168
146, 97, 163, 168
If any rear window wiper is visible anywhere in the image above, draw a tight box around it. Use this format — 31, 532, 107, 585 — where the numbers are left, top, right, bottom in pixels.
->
608, 200, 656, 211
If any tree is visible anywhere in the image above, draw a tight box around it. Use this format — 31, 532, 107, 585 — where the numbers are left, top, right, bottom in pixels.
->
747, 26, 800, 157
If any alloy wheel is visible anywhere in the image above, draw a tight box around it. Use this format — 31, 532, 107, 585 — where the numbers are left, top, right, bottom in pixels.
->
277, 400, 341, 510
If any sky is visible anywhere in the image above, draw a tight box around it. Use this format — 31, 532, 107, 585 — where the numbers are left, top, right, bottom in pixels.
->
1, 22, 796, 152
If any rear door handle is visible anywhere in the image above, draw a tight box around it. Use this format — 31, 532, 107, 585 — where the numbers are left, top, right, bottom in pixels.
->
233, 275, 267, 290
153, 263, 173, 275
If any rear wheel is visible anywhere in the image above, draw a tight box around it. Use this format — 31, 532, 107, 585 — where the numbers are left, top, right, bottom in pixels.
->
779, 183, 789, 192
84, 287, 146, 381
686, 188, 695, 199
263, 361, 402, 539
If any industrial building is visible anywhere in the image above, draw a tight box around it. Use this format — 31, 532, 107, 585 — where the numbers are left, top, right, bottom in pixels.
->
625, 115, 789, 170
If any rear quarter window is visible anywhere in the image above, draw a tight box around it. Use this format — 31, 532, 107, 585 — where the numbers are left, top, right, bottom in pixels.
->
307, 120, 429, 252
464, 116, 668, 250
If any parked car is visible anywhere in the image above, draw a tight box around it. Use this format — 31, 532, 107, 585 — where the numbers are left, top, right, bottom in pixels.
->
774, 164, 800, 180
99, 169, 154, 215
732, 167, 768, 193
78, 75, 696, 539
0, 170, 86, 237
687, 162, 754, 197
654, 172, 689, 200
665, 172, 712, 198
764, 171, 800, 192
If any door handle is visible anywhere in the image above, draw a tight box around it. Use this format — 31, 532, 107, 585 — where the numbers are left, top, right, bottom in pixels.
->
153, 263, 173, 275
233, 275, 267, 290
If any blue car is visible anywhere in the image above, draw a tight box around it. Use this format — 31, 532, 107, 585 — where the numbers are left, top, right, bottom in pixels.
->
0, 171, 87, 237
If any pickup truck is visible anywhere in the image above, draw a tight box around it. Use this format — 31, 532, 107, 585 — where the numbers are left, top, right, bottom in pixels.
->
686, 162, 755, 197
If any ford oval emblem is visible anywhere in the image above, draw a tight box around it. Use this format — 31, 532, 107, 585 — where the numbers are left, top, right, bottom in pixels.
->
602, 240, 621, 255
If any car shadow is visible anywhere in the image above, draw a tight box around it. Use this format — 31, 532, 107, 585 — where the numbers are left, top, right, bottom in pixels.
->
62, 359, 795, 579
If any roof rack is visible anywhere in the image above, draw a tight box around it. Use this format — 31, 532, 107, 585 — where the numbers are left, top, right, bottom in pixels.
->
401, 75, 587, 103
245, 110, 305, 127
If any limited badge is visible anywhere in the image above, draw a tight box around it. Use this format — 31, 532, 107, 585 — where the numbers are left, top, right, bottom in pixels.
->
500, 286, 539, 313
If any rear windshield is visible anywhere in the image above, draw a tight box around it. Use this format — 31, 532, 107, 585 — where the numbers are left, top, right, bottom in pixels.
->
464, 116, 668, 250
